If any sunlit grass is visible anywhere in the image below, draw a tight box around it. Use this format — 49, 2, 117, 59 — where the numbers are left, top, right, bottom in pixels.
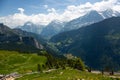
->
17, 68, 117, 80
0, 50, 47, 74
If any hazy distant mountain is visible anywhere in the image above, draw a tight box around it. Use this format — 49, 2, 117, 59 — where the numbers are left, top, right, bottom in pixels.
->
50, 17, 120, 70
62, 10, 104, 32
18, 22, 45, 34
17, 9, 120, 40
0, 23, 17, 36
62, 9, 120, 32
41, 20, 65, 39
0, 23, 43, 52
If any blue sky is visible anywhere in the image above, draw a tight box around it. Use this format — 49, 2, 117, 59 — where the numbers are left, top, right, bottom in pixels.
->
0, 0, 101, 16
0, 0, 119, 28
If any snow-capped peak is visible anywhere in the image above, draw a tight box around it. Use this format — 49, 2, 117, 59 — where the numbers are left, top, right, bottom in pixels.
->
99, 9, 120, 19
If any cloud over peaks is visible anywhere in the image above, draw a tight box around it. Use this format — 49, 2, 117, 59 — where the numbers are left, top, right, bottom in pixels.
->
0, 0, 120, 28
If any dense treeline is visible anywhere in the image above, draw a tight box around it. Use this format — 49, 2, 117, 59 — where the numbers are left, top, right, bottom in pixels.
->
37, 51, 85, 71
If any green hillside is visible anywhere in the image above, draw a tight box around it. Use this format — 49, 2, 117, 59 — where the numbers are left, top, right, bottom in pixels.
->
0, 50, 47, 74
50, 17, 120, 70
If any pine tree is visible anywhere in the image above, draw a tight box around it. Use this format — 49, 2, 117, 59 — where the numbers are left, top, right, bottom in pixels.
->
74, 58, 85, 71
37, 64, 42, 73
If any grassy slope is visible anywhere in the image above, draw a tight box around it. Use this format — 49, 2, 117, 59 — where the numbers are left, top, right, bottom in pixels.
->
17, 69, 116, 80
0, 50, 119, 80
0, 50, 47, 74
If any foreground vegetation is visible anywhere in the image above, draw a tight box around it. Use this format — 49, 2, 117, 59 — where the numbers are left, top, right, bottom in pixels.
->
0, 50, 119, 80
0, 50, 47, 74
0, 50, 85, 74
17, 68, 117, 80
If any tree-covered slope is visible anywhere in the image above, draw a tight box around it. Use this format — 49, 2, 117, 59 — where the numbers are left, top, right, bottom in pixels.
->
50, 17, 120, 70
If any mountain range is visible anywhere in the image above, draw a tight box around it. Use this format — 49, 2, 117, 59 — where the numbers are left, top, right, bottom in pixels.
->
1, 8, 120, 70
62, 9, 120, 32
17, 9, 120, 39
50, 17, 120, 70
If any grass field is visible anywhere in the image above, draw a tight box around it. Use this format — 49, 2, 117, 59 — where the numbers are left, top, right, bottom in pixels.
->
17, 68, 118, 80
0, 50, 47, 74
0, 50, 119, 80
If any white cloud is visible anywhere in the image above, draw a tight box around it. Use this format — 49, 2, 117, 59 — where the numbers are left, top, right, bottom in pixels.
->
47, 8, 56, 13
44, 5, 48, 9
0, 0, 120, 28
93, 0, 118, 11
18, 8, 24, 14
0, 13, 28, 28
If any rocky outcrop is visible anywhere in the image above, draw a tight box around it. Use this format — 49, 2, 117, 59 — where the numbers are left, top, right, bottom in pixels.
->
0, 23, 43, 50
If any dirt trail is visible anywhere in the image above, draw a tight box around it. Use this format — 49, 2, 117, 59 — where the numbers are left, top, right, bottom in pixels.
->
91, 70, 120, 79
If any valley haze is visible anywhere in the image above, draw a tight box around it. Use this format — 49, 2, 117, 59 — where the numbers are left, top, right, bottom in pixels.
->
0, 0, 120, 80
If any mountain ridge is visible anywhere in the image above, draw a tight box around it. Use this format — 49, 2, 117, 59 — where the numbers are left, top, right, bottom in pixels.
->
0, 23, 43, 52
62, 9, 120, 32
50, 17, 120, 70
41, 20, 65, 39
18, 22, 45, 34
15, 9, 120, 39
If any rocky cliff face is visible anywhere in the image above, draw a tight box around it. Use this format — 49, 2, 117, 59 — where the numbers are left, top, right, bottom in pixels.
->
0, 23, 43, 51
21, 37, 43, 49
